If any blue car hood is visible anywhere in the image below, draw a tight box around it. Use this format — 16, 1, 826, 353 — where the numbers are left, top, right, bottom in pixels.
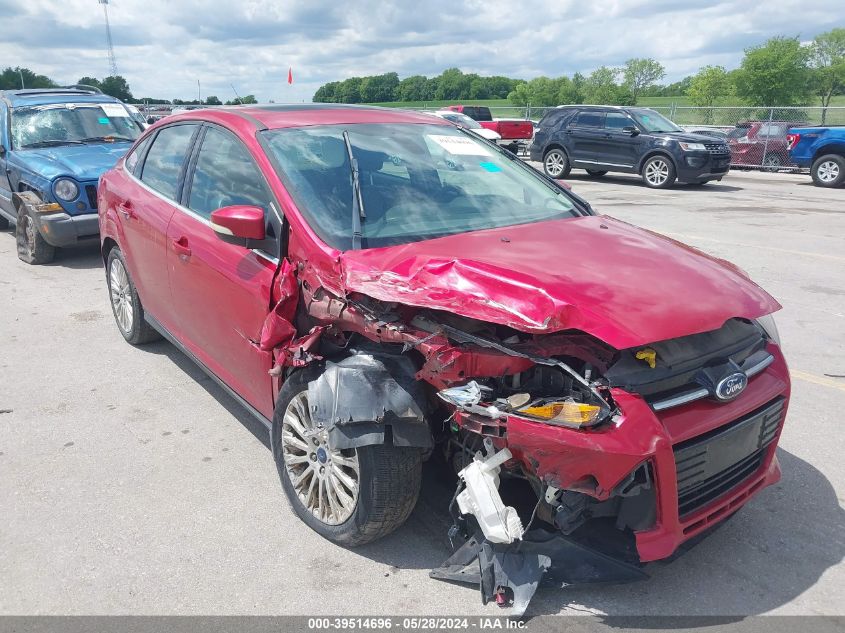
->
17, 143, 130, 182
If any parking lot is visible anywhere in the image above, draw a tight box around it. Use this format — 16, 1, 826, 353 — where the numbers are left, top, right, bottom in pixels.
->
1, 169, 844, 617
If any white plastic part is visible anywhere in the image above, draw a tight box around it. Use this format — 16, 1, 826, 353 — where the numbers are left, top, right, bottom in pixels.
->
456, 439, 524, 544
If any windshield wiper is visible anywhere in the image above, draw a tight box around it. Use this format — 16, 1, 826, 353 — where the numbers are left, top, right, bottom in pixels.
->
342, 130, 366, 250
21, 139, 84, 148
80, 136, 135, 143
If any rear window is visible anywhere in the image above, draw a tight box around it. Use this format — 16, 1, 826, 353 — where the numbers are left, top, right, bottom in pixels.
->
573, 111, 605, 128
466, 107, 492, 122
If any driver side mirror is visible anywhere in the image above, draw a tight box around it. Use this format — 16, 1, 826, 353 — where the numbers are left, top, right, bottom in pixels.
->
210, 205, 265, 247
622, 126, 639, 136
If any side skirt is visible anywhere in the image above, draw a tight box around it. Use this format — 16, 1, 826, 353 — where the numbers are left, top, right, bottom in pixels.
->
144, 313, 273, 438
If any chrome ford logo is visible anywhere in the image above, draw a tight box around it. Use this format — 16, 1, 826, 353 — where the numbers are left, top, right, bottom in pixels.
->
715, 372, 748, 401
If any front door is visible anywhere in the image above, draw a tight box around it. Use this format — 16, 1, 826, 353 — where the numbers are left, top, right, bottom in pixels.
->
597, 111, 641, 168
0, 103, 15, 214
166, 125, 280, 419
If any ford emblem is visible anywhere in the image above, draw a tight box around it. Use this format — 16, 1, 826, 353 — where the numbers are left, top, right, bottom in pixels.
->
715, 372, 748, 401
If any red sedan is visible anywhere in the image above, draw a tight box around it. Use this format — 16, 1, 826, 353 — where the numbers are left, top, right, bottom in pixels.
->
98, 105, 789, 612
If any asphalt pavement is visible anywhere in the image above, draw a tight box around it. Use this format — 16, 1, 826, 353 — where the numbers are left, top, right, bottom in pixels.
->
0, 169, 843, 617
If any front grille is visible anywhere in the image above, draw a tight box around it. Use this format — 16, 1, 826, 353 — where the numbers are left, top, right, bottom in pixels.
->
705, 142, 730, 156
85, 185, 98, 210
674, 397, 784, 517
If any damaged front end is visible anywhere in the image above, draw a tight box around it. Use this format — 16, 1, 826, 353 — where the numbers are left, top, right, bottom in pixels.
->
265, 253, 788, 617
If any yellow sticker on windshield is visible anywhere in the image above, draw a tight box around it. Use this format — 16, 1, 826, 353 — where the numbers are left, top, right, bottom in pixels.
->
428, 134, 492, 156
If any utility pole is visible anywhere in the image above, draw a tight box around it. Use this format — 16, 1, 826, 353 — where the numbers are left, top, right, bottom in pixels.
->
98, 0, 119, 77
198, 80, 201, 104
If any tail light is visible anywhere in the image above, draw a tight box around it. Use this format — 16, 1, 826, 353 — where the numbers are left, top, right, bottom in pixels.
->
786, 133, 800, 151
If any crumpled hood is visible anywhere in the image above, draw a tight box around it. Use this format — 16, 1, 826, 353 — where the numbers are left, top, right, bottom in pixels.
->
17, 143, 130, 182
339, 216, 780, 350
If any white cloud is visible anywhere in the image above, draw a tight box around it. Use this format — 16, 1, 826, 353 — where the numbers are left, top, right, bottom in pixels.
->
0, 0, 841, 102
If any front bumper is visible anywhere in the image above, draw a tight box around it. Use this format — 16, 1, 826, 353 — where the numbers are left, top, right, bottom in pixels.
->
31, 211, 100, 247
676, 151, 731, 182
502, 344, 790, 563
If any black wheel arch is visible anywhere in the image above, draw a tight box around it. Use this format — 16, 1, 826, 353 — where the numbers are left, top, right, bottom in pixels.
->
813, 144, 845, 163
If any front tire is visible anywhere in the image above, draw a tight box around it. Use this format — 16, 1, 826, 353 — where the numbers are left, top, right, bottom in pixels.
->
272, 368, 422, 547
543, 148, 571, 179
811, 154, 845, 188
641, 156, 676, 189
106, 248, 161, 345
16, 209, 55, 265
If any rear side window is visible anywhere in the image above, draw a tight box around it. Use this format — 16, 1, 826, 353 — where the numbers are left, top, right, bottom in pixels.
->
140, 125, 197, 200
187, 127, 271, 220
573, 111, 605, 128
124, 135, 152, 175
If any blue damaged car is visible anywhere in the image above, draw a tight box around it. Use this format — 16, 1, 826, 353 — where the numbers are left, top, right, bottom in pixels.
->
0, 87, 143, 264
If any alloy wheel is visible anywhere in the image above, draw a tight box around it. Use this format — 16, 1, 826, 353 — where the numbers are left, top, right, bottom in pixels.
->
817, 160, 840, 184
282, 392, 360, 525
109, 258, 134, 334
645, 159, 670, 186
544, 151, 567, 178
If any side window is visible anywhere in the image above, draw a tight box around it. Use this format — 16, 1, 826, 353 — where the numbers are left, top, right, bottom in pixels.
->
124, 135, 152, 175
140, 125, 196, 200
187, 126, 271, 220
573, 111, 605, 128
605, 112, 632, 130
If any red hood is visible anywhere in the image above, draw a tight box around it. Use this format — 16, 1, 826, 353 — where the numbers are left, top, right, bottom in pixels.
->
339, 215, 780, 349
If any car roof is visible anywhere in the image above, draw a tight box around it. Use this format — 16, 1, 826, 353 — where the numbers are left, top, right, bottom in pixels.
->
159, 104, 451, 131
0, 88, 122, 108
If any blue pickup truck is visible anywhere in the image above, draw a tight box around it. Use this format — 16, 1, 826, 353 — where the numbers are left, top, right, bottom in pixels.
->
787, 126, 845, 188
0, 87, 143, 263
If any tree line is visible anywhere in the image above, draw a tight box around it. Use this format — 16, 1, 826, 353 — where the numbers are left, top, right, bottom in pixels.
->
311, 30, 844, 113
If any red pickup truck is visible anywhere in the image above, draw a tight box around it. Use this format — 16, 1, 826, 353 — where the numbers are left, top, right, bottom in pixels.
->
445, 105, 534, 153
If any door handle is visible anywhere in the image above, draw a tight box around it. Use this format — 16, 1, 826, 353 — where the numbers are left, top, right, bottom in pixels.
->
117, 200, 135, 219
172, 236, 192, 257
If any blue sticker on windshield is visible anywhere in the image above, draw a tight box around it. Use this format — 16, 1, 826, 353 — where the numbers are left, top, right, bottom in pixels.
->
98, 117, 110, 124
479, 162, 501, 172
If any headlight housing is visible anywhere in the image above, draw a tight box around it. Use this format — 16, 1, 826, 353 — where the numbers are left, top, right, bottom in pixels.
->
518, 397, 605, 428
756, 313, 781, 346
54, 178, 79, 202
679, 142, 706, 151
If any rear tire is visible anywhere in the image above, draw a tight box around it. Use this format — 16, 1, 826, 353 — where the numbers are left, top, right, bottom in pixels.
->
272, 367, 423, 547
586, 170, 608, 177
16, 209, 55, 265
543, 148, 571, 179
810, 154, 845, 188
106, 248, 161, 345
641, 156, 676, 189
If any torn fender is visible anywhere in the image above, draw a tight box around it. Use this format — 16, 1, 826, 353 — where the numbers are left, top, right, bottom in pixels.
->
307, 354, 433, 450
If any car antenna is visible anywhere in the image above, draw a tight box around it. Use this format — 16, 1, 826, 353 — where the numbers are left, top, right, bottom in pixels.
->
342, 130, 366, 250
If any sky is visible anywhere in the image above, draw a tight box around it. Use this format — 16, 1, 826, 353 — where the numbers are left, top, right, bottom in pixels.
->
1, 0, 842, 103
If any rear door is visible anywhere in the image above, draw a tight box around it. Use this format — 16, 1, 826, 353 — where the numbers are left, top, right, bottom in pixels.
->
166, 124, 280, 418
117, 123, 199, 332
566, 110, 606, 165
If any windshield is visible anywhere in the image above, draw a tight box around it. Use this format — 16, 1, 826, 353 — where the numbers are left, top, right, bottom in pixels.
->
630, 109, 682, 133
262, 123, 578, 250
10, 102, 142, 149
437, 112, 482, 129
